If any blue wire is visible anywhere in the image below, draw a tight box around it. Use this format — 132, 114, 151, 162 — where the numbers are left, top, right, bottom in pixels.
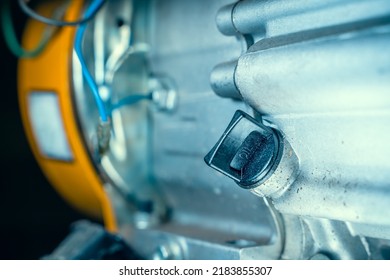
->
74, 0, 108, 122
111, 93, 152, 112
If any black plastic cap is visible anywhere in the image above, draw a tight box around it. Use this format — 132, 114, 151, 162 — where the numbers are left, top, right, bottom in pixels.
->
204, 110, 282, 188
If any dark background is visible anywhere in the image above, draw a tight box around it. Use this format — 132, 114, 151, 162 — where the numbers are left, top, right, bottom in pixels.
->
0, 1, 85, 259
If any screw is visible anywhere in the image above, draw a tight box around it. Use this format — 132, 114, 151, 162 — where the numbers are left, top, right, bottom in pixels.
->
149, 76, 178, 112
151, 242, 183, 260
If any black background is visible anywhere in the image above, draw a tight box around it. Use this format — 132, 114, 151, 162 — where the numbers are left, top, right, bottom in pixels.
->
0, 1, 86, 259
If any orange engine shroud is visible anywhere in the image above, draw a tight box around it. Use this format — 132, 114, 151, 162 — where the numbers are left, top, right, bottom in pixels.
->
18, 0, 116, 231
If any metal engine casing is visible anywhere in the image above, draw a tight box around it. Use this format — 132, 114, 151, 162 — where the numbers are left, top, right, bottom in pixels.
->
72, 0, 390, 259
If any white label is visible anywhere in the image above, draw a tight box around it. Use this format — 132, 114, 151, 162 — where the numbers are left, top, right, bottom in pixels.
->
28, 92, 73, 161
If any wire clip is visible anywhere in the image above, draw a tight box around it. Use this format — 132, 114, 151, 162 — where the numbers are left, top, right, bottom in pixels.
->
97, 119, 111, 155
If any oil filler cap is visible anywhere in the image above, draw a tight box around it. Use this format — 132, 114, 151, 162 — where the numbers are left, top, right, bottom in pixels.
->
204, 110, 283, 189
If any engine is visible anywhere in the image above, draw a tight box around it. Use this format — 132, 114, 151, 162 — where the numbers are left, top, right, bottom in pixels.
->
17, 0, 390, 260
